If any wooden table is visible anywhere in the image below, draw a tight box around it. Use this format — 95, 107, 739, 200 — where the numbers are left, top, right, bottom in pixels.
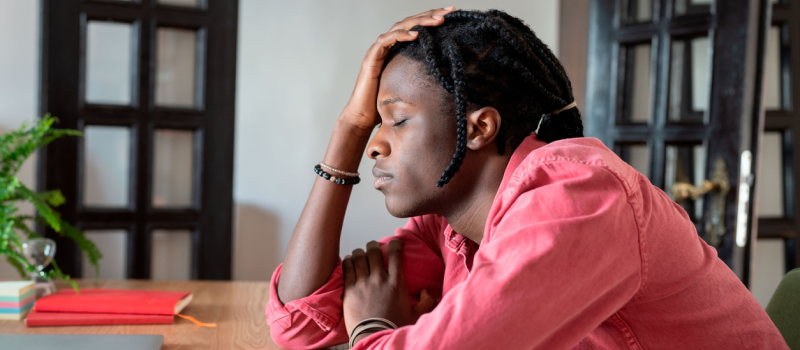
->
0, 279, 346, 350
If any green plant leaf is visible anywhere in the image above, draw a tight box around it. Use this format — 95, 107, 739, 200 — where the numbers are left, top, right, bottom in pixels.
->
0, 114, 96, 290
49, 260, 78, 292
16, 184, 61, 232
36, 190, 66, 207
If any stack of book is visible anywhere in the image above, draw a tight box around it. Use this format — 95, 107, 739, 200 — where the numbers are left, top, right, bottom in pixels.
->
0, 281, 35, 320
25, 288, 197, 327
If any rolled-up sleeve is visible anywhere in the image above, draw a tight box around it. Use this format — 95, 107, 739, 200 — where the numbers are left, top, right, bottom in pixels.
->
352, 161, 644, 349
267, 261, 349, 349
267, 215, 448, 349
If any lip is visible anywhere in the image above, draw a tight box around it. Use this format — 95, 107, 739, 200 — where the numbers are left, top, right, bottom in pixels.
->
372, 168, 394, 190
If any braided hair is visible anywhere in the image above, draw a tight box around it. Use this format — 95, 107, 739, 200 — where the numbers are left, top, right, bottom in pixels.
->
385, 9, 584, 187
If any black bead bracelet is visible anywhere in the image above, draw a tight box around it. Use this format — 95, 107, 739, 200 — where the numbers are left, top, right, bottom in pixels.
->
314, 164, 361, 185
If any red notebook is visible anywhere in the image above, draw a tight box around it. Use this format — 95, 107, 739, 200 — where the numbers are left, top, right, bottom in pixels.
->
25, 309, 173, 327
25, 289, 193, 327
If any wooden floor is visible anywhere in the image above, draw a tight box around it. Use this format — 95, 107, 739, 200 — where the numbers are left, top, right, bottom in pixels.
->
0, 279, 347, 350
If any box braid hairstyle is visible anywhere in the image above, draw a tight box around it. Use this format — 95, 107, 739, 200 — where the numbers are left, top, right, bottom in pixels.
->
385, 9, 583, 187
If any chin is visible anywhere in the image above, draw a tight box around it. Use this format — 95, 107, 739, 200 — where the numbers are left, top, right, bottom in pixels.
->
384, 197, 416, 218
383, 190, 443, 219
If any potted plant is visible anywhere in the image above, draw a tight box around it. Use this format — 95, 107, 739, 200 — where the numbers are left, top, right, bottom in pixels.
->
0, 114, 100, 291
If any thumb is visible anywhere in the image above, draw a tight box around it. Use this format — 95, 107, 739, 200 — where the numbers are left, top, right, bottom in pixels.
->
412, 289, 437, 317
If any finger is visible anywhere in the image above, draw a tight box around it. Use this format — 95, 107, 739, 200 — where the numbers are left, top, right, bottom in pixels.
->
387, 239, 404, 282
391, 15, 444, 32
374, 29, 419, 50
393, 8, 456, 32
343, 255, 355, 286
363, 30, 419, 67
351, 248, 369, 281
365, 241, 386, 279
402, 7, 457, 23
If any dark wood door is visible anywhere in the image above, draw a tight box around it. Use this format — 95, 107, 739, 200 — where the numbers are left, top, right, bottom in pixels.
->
585, 0, 769, 285
758, 0, 800, 276
39, 0, 238, 280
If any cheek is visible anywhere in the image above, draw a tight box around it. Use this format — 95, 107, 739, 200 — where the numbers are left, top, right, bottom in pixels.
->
404, 127, 453, 179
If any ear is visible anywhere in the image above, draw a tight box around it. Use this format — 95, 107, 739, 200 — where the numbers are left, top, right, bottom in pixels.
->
465, 106, 501, 151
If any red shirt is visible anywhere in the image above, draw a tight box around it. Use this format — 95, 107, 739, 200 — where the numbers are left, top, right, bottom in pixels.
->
267, 133, 788, 349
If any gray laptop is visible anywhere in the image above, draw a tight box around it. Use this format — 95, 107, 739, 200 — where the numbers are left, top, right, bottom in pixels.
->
0, 335, 163, 350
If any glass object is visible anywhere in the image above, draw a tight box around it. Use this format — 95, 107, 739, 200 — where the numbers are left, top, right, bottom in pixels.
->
83, 126, 131, 208
674, 0, 713, 16
159, 0, 200, 7
620, 43, 653, 124
82, 230, 128, 279
85, 21, 134, 105
757, 132, 785, 218
22, 238, 57, 297
618, 144, 650, 178
665, 144, 707, 220
623, 0, 651, 24
150, 230, 192, 280
750, 239, 785, 308
156, 27, 198, 108
764, 25, 790, 110
668, 36, 710, 123
152, 129, 195, 207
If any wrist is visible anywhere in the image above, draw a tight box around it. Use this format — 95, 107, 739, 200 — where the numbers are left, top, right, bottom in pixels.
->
348, 318, 398, 348
323, 119, 372, 175
352, 332, 375, 347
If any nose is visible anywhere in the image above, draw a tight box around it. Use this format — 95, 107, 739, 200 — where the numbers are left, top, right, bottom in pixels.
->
366, 125, 391, 160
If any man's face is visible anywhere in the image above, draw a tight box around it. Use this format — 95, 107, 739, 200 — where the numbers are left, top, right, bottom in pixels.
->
367, 55, 463, 218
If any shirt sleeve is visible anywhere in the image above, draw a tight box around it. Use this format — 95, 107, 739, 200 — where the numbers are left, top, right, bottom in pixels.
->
353, 161, 644, 350
266, 215, 448, 350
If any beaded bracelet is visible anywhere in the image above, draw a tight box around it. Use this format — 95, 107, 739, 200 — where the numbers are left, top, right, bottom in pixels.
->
314, 164, 361, 185
319, 161, 360, 177
348, 318, 398, 348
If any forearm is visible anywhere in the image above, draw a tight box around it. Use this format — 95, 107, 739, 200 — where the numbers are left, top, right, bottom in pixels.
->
277, 118, 372, 304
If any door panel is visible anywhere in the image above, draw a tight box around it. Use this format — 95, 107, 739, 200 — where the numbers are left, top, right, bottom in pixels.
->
586, 0, 770, 284
40, 0, 237, 279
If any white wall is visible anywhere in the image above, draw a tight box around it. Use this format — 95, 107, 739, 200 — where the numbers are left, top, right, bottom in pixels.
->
0, 0, 560, 281
232, 0, 560, 280
0, 0, 39, 279
0, 0, 788, 311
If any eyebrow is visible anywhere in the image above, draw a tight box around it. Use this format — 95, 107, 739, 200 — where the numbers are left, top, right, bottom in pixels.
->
380, 97, 411, 107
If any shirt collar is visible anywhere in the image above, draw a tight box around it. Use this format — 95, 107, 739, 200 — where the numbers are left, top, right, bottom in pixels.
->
480, 132, 547, 244
498, 132, 547, 194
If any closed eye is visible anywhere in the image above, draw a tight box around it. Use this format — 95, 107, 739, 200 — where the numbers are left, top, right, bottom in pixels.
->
394, 119, 408, 127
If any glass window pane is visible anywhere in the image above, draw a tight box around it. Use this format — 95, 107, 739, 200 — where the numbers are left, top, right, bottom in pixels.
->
623, 0, 651, 24
156, 27, 198, 108
620, 44, 652, 124
665, 144, 707, 220
83, 126, 131, 207
619, 144, 650, 178
750, 239, 786, 308
159, 0, 199, 7
764, 26, 790, 110
151, 230, 192, 280
82, 230, 128, 279
85, 21, 134, 105
152, 129, 195, 207
757, 132, 785, 218
675, 0, 712, 16
669, 37, 709, 123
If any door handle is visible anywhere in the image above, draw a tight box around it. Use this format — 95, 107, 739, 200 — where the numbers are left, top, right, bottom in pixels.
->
670, 158, 730, 246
